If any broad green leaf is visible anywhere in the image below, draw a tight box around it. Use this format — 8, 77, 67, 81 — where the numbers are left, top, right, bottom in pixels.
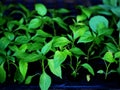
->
70, 47, 85, 56
89, 15, 108, 32
41, 40, 53, 55
4, 32, 15, 40
0, 37, 10, 50
97, 70, 105, 74
74, 27, 89, 40
23, 53, 44, 62
19, 44, 28, 52
28, 43, 43, 51
36, 29, 52, 38
77, 31, 95, 43
103, 0, 117, 6
53, 37, 70, 47
19, 60, 28, 79
0, 56, 5, 65
53, 17, 68, 30
102, 51, 116, 63
111, 7, 120, 17
48, 59, 62, 78
82, 63, 94, 76
25, 75, 33, 84
115, 51, 120, 58
15, 35, 30, 44
39, 72, 51, 90
0, 63, 6, 83
105, 43, 118, 53
54, 50, 67, 68
76, 14, 87, 22
28, 18, 42, 29
35, 4, 47, 16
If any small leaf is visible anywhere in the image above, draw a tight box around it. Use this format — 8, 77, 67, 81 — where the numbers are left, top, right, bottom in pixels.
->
82, 63, 94, 76
15, 35, 29, 44
97, 70, 105, 74
0, 37, 10, 50
117, 20, 120, 30
102, 51, 116, 63
76, 14, 87, 22
39, 72, 51, 90
77, 31, 95, 43
54, 50, 67, 68
48, 59, 62, 78
0, 63, 6, 83
35, 4, 47, 16
105, 43, 118, 53
86, 74, 91, 82
115, 51, 120, 58
35, 29, 52, 38
28, 18, 42, 29
111, 7, 120, 17
4, 32, 15, 40
19, 60, 28, 79
89, 15, 108, 32
53, 17, 68, 30
53, 37, 70, 47
25, 76, 33, 85
70, 47, 85, 56
41, 40, 53, 55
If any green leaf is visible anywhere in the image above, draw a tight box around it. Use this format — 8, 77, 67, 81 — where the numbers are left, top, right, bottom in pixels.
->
77, 31, 95, 43
0, 63, 6, 83
70, 47, 85, 56
28, 43, 43, 51
57, 8, 70, 14
4, 32, 15, 40
102, 51, 116, 63
48, 59, 62, 78
23, 53, 44, 62
14, 68, 24, 83
39, 72, 51, 90
111, 7, 120, 17
82, 63, 94, 76
76, 14, 87, 22
53, 17, 68, 30
35, 4, 47, 16
81, 7, 92, 18
105, 43, 118, 53
0, 37, 10, 50
97, 70, 105, 74
115, 51, 120, 58
117, 20, 120, 30
36, 29, 52, 38
25, 75, 33, 84
19, 60, 28, 79
28, 18, 42, 29
103, 0, 117, 6
89, 15, 108, 32
15, 35, 30, 44
41, 40, 53, 55
54, 50, 67, 68
53, 37, 70, 47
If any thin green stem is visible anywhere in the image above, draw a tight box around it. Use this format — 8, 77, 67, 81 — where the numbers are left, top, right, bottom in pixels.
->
87, 42, 95, 61
105, 63, 111, 79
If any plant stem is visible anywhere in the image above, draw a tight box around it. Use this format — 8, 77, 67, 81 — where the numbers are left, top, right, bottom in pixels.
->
105, 63, 111, 79
42, 59, 45, 72
87, 42, 94, 61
